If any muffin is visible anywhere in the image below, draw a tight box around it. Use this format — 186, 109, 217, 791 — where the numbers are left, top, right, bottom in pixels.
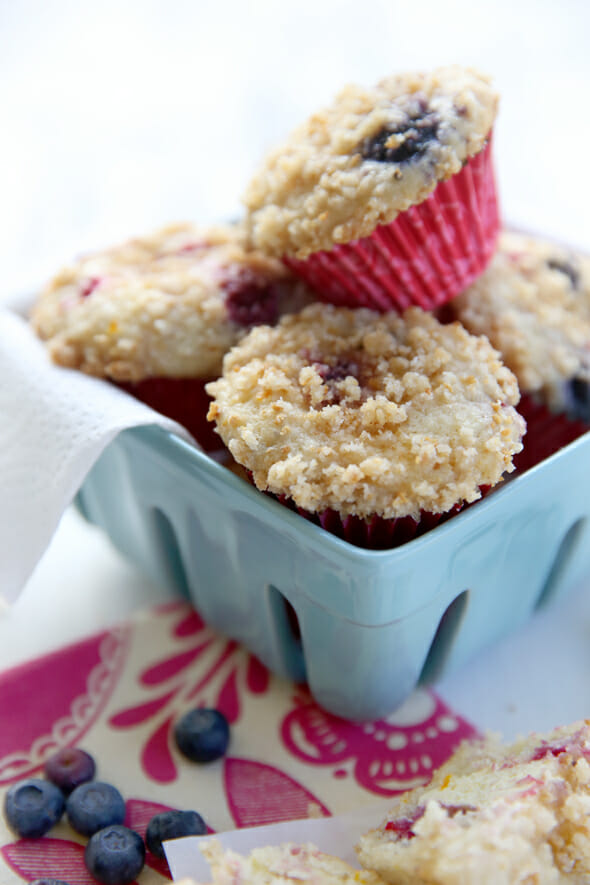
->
206, 303, 525, 548
31, 222, 313, 450
185, 840, 386, 885
450, 231, 590, 471
357, 719, 590, 885
244, 66, 499, 313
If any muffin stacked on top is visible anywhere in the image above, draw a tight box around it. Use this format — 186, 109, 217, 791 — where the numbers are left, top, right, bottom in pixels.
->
33, 62, 590, 549
244, 65, 499, 312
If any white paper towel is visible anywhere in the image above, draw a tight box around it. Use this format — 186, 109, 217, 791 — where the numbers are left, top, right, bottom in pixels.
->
0, 300, 195, 603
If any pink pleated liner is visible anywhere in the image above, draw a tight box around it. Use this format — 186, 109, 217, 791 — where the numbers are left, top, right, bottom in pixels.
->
252, 484, 492, 551
284, 135, 499, 313
512, 393, 589, 474
113, 376, 223, 454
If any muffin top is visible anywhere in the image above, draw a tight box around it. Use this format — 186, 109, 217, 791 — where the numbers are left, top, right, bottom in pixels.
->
451, 231, 590, 411
243, 66, 497, 259
191, 839, 386, 885
357, 720, 590, 885
31, 222, 313, 382
206, 304, 524, 520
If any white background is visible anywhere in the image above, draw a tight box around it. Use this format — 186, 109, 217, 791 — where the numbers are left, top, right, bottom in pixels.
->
2, 0, 590, 739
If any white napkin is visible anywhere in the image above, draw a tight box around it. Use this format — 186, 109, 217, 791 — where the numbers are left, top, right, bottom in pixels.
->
0, 299, 195, 604
164, 806, 389, 881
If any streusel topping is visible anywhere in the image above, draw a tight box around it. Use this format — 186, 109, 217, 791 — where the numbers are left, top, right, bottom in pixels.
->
244, 66, 497, 259
206, 304, 524, 519
32, 222, 312, 382
357, 720, 590, 885
451, 231, 590, 410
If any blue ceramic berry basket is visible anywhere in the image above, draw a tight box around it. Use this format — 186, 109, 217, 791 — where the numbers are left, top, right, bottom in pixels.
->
76, 425, 590, 721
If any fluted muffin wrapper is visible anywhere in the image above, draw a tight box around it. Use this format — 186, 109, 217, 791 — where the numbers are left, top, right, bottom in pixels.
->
284, 136, 499, 313
114, 376, 222, 453
274, 490, 492, 550
513, 393, 589, 473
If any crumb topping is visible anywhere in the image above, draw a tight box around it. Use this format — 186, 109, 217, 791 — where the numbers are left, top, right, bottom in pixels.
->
31, 222, 312, 382
243, 66, 498, 258
198, 839, 386, 885
451, 231, 590, 410
357, 720, 590, 885
206, 304, 524, 519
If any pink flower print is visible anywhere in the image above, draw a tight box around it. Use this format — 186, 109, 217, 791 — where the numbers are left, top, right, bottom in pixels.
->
280, 688, 478, 797
224, 758, 330, 827
109, 606, 270, 784
0, 627, 129, 785
2, 837, 100, 885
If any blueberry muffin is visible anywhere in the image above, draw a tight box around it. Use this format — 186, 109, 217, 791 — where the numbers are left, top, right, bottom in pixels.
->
244, 66, 499, 312
357, 719, 590, 885
31, 222, 313, 449
206, 304, 525, 547
185, 840, 386, 885
450, 231, 590, 471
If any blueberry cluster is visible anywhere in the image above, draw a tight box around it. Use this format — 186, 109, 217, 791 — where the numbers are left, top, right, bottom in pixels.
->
3, 707, 230, 885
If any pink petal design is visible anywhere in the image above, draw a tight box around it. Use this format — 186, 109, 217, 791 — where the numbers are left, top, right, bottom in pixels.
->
216, 668, 241, 724
139, 640, 214, 687
246, 655, 270, 694
2, 838, 99, 884
280, 691, 478, 797
225, 757, 331, 827
186, 641, 239, 701
0, 628, 129, 785
141, 715, 178, 784
109, 689, 178, 728
174, 609, 205, 637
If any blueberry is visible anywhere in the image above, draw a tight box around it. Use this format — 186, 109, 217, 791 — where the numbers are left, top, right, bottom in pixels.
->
174, 708, 230, 762
547, 258, 580, 290
66, 781, 126, 836
565, 375, 590, 423
44, 747, 96, 795
4, 778, 65, 838
84, 825, 145, 885
361, 99, 439, 164
145, 809, 207, 859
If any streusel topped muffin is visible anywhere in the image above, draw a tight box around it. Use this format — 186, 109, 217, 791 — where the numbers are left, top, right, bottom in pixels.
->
451, 231, 590, 415
357, 719, 590, 885
244, 66, 497, 260
207, 304, 524, 522
186, 840, 386, 885
32, 221, 312, 383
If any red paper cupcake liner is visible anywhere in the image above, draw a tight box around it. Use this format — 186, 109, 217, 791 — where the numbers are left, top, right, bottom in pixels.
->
113, 376, 222, 453
513, 393, 589, 474
274, 488, 491, 551
284, 137, 499, 313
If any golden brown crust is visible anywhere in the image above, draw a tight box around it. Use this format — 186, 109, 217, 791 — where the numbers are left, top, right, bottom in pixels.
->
451, 231, 590, 410
31, 222, 312, 382
243, 67, 498, 259
206, 304, 524, 520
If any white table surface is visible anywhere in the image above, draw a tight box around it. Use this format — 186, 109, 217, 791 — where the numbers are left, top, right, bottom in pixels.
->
2, 0, 590, 741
